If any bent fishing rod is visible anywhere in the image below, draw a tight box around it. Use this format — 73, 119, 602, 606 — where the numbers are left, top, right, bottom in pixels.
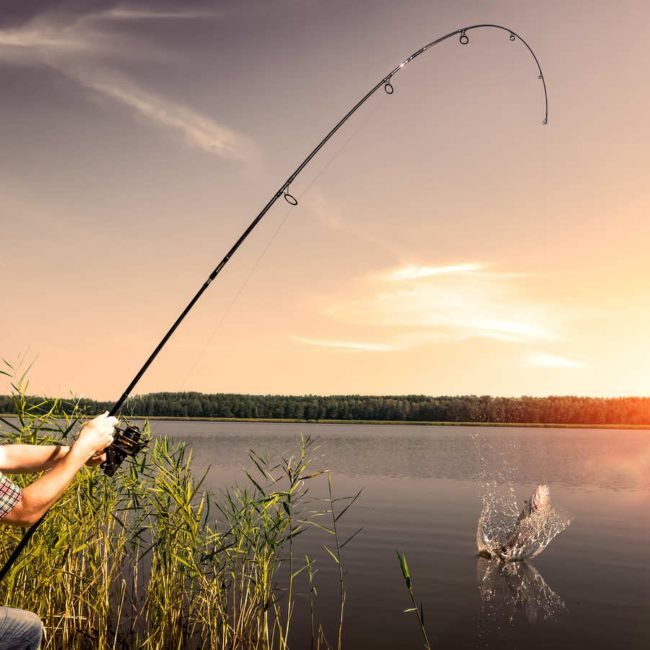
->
0, 23, 548, 582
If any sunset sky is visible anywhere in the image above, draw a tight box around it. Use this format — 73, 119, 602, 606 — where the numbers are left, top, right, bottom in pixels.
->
2, 0, 649, 399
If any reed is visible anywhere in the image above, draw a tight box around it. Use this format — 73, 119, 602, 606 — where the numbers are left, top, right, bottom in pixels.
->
0, 362, 350, 649
396, 551, 431, 649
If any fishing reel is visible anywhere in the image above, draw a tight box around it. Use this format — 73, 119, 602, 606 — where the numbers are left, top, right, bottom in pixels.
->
100, 422, 148, 477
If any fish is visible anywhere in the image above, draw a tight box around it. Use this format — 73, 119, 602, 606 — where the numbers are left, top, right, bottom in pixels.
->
515, 484, 551, 520
497, 484, 551, 560
477, 484, 552, 561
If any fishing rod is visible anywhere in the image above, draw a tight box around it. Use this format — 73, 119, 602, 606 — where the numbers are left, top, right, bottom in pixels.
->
0, 23, 548, 582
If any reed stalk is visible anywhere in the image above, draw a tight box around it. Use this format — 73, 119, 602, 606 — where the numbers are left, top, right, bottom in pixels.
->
396, 551, 431, 649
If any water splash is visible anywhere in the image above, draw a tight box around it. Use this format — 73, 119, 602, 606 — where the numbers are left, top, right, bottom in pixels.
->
473, 436, 570, 640
477, 558, 565, 624
476, 479, 520, 556
477, 482, 571, 560
473, 432, 571, 561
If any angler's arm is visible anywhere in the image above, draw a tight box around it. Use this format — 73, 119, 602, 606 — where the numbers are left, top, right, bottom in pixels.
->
0, 412, 117, 527
0, 433, 112, 473
0, 444, 71, 473
1, 447, 96, 526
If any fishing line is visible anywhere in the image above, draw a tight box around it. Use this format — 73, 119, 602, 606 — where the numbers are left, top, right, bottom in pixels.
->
177, 205, 294, 392
178, 101, 383, 392
106, 24, 546, 424
0, 23, 548, 581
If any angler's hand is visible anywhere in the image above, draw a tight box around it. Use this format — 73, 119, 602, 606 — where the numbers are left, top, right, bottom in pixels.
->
85, 450, 107, 467
72, 411, 118, 462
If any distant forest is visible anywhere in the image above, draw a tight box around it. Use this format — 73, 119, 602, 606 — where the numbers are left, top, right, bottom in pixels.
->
1, 392, 650, 425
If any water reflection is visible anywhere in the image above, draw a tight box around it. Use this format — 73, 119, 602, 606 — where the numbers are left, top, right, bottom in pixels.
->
477, 558, 565, 625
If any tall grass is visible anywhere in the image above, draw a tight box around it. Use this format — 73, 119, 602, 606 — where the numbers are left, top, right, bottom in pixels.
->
0, 362, 350, 649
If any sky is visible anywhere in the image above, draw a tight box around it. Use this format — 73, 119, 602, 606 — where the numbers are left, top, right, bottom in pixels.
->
1, 0, 649, 399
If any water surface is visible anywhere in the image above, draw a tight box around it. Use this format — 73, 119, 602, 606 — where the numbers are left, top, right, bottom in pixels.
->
150, 421, 650, 649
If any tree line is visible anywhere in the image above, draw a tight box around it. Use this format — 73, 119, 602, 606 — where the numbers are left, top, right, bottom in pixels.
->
1, 392, 650, 425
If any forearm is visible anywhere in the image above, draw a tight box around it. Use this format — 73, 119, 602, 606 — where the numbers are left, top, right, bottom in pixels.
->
0, 444, 70, 473
2, 447, 90, 527
0, 412, 117, 527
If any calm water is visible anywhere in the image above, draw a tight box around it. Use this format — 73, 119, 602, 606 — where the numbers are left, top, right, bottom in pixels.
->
148, 421, 650, 649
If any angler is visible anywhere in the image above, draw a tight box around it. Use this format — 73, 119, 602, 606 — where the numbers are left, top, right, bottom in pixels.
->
0, 413, 117, 649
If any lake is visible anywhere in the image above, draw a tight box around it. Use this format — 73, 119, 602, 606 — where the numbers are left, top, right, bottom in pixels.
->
148, 420, 650, 649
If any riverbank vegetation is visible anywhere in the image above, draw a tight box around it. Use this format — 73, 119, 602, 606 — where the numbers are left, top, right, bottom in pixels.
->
0, 367, 356, 649
2, 391, 650, 426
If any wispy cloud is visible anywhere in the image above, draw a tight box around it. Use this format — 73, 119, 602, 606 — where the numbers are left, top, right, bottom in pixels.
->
295, 261, 562, 352
102, 8, 219, 21
305, 194, 410, 259
292, 336, 399, 352
325, 262, 555, 341
381, 263, 483, 282
71, 66, 250, 157
0, 6, 253, 159
527, 353, 584, 369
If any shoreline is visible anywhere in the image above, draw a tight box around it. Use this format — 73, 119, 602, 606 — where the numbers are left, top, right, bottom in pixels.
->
2, 414, 649, 429
142, 417, 650, 429
55, 414, 650, 429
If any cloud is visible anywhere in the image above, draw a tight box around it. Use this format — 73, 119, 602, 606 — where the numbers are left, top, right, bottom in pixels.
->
304, 193, 410, 259
527, 353, 584, 369
0, 2, 217, 30
381, 263, 483, 282
292, 336, 399, 352
0, 6, 253, 159
326, 263, 555, 341
101, 8, 218, 21
71, 66, 251, 157
0, 24, 91, 57
295, 261, 562, 351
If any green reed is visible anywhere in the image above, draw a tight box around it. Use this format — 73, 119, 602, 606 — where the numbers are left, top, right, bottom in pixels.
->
396, 551, 431, 649
0, 361, 350, 649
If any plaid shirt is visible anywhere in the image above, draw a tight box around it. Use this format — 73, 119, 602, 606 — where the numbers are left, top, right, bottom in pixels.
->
0, 472, 21, 519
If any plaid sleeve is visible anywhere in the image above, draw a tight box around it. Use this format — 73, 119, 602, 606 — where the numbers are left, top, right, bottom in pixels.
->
0, 472, 22, 519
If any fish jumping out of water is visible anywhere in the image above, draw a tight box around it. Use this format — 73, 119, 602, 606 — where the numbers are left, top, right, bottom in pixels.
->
477, 484, 566, 561
497, 484, 550, 560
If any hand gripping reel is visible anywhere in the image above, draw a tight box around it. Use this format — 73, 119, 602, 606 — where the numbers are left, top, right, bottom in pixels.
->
100, 422, 148, 477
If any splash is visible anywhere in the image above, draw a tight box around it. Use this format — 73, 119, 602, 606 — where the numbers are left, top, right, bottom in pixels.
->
477, 483, 571, 561
477, 558, 565, 624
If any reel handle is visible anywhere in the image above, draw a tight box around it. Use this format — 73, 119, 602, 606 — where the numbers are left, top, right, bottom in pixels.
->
100, 423, 147, 477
